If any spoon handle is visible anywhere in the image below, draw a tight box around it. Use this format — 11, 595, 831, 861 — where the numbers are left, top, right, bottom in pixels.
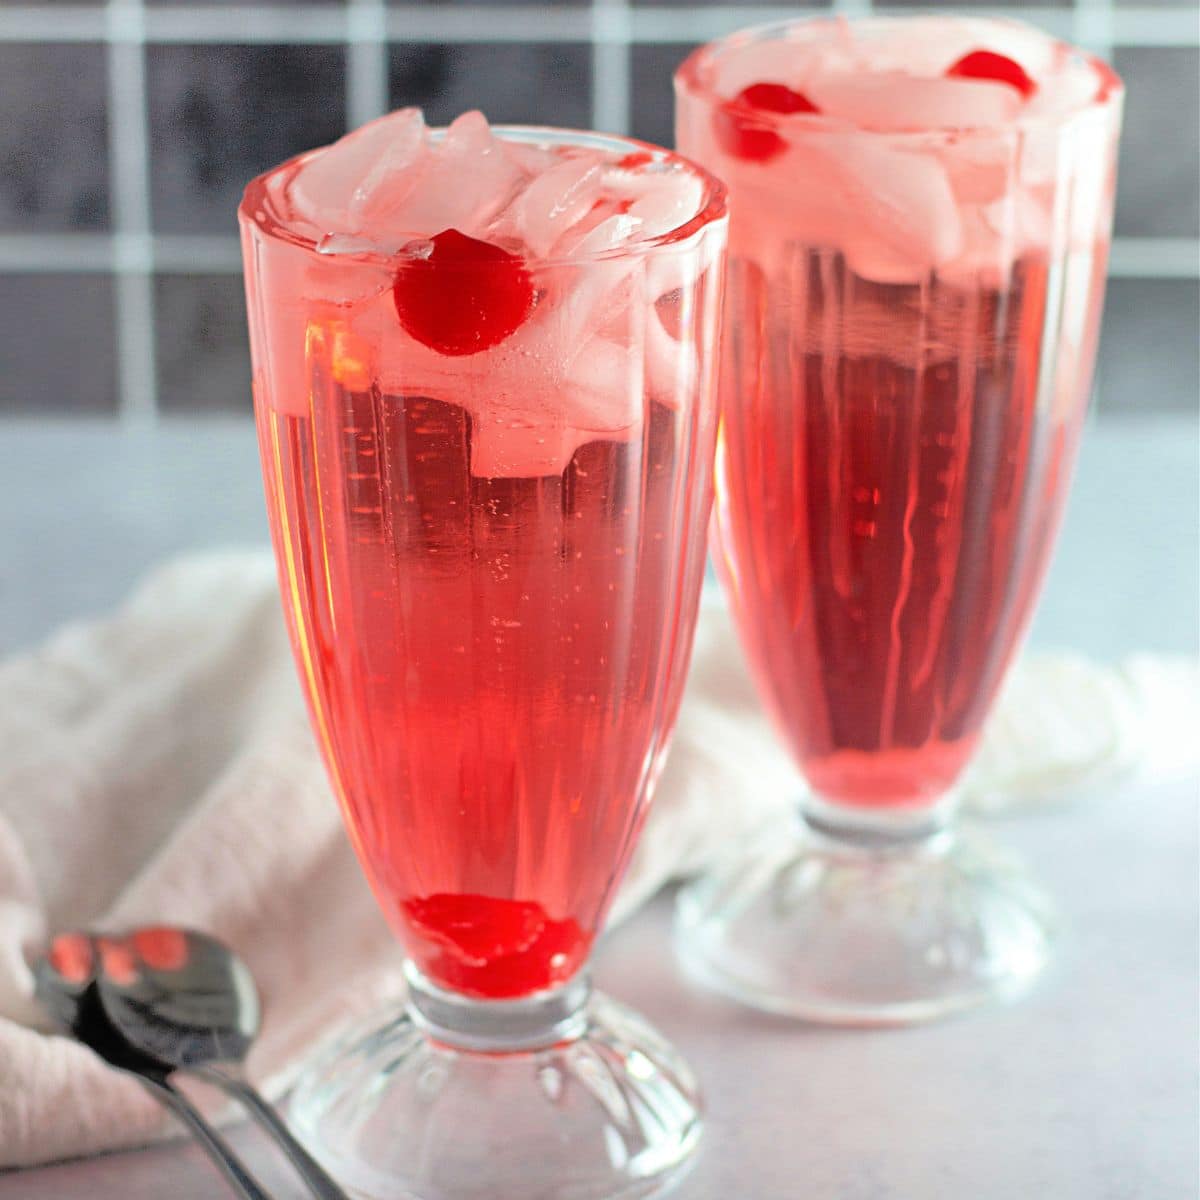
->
204, 1073, 349, 1200
142, 1077, 274, 1200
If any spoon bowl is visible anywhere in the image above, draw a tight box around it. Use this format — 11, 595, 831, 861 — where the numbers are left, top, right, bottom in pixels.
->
94, 925, 348, 1200
95, 927, 259, 1070
32, 932, 270, 1200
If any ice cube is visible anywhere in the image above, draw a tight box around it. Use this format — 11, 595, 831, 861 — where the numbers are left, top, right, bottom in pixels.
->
787, 139, 962, 283
500, 138, 562, 176
469, 419, 580, 480
1019, 61, 1111, 194
713, 37, 816, 99
563, 335, 643, 433
939, 205, 1016, 288
502, 155, 606, 257
1023, 73, 1092, 126
945, 137, 1018, 205
308, 244, 395, 305
278, 113, 714, 477
861, 16, 1052, 82
927, 183, 1054, 290
524, 214, 644, 358
1002, 187, 1052, 251
374, 110, 530, 241
316, 233, 391, 256
346, 110, 428, 229
806, 71, 1022, 132
645, 306, 697, 410
617, 169, 705, 239
1023, 46, 1101, 120
644, 223, 724, 313
289, 108, 427, 231
558, 212, 640, 257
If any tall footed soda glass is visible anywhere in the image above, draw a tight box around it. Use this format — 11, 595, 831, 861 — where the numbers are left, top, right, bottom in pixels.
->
675, 18, 1122, 1022
239, 118, 726, 1197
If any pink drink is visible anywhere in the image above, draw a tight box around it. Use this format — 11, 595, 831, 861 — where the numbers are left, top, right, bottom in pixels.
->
241, 113, 725, 997
677, 18, 1122, 808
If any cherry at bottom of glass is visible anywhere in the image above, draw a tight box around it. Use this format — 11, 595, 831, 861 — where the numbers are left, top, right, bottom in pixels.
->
285, 962, 702, 1200
674, 793, 1056, 1026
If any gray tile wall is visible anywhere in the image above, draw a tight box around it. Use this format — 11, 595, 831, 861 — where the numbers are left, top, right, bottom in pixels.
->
148, 45, 348, 234
0, 43, 109, 232
389, 43, 594, 127
1113, 47, 1200, 238
0, 0, 1196, 417
0, 274, 118, 414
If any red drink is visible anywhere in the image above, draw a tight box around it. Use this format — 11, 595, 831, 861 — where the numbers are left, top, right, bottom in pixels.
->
678, 17, 1122, 810
713, 254, 1108, 807
243, 113, 725, 998
261, 385, 701, 996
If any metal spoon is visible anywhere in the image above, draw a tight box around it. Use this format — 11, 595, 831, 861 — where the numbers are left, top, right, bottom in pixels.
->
33, 933, 271, 1200
93, 927, 348, 1200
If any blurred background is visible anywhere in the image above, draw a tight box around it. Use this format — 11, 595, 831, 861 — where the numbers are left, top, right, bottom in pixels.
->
0, 0, 1196, 420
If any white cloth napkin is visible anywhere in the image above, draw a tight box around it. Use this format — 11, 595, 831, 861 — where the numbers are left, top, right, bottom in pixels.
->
0, 551, 1194, 1168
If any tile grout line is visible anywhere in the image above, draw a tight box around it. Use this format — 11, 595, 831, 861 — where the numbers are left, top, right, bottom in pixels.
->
831, 0, 873, 26
1108, 236, 1200, 277
382, 6, 591, 42
1, 6, 1197, 46
592, 0, 633, 137
346, 0, 390, 130
1073, 0, 1117, 61
106, 0, 158, 424
3, 234, 1194, 279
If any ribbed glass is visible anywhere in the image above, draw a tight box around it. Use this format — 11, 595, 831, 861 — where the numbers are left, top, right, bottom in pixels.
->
240, 126, 725, 1196
674, 17, 1123, 1024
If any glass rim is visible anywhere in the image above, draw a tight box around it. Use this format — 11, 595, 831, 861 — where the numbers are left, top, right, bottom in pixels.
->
239, 124, 728, 268
674, 14, 1124, 141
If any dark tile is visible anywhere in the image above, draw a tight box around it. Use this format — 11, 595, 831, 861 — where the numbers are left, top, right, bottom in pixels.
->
1096, 278, 1199, 413
147, 45, 346, 235
1113, 49, 1200, 238
0, 274, 117, 413
155, 274, 252, 413
631, 43, 698, 150
389, 43, 592, 129
0, 44, 108, 232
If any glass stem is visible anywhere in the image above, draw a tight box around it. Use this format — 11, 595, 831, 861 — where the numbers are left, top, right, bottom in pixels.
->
800, 791, 959, 850
403, 961, 591, 1053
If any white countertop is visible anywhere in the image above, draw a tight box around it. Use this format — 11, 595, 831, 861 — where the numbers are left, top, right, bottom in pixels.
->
0, 415, 1196, 1199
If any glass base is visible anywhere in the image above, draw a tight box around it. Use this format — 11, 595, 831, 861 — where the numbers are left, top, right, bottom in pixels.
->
286, 967, 702, 1200
674, 808, 1056, 1026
